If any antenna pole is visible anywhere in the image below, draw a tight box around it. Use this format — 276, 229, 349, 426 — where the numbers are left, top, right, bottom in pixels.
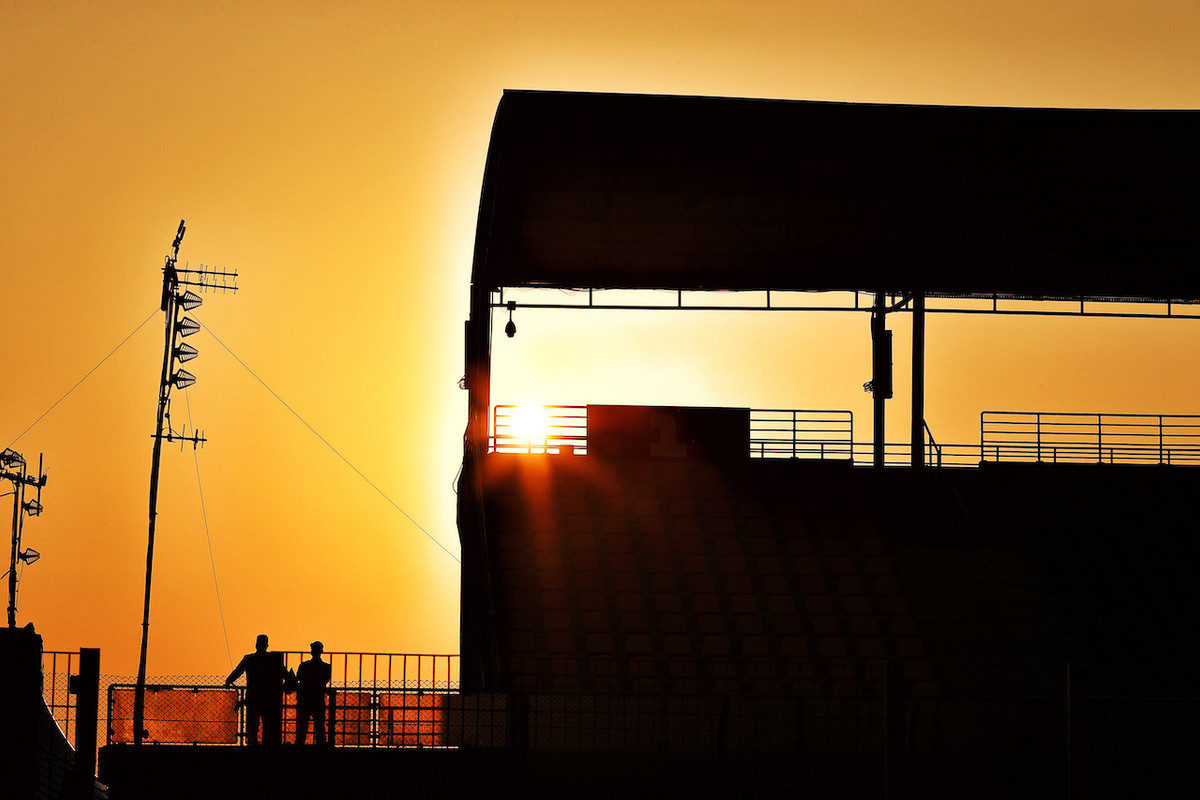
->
3, 448, 47, 628
6, 465, 19, 628
133, 220, 235, 745
133, 248, 177, 745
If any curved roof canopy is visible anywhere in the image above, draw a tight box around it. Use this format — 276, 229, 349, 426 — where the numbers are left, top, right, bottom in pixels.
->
471, 90, 1200, 302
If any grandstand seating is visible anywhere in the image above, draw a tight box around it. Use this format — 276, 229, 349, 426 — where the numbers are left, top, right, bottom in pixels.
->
479, 405, 1200, 700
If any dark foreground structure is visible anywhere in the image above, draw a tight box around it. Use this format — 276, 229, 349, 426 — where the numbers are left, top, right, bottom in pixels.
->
52, 91, 1200, 798
454, 91, 1200, 797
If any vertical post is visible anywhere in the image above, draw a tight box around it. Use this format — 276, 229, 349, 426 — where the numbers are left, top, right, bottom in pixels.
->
980, 412, 985, 464
886, 660, 907, 799
793, 411, 798, 459
1036, 414, 1042, 462
72, 647, 99, 800
326, 688, 337, 746
911, 292, 925, 469
871, 292, 890, 469
134, 277, 177, 746
6, 465, 21, 628
1068, 663, 1089, 800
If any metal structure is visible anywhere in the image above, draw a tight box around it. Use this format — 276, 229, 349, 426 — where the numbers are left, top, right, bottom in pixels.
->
133, 220, 237, 746
2, 447, 46, 628
460, 92, 1200, 691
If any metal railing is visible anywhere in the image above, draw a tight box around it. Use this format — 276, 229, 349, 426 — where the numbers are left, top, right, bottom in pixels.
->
42, 650, 79, 745
106, 653, 459, 747
981, 411, 1200, 466
492, 405, 588, 454
99, 678, 1200, 780
491, 406, 861, 463
749, 409, 853, 460
106, 682, 454, 748
848, 441, 980, 468
924, 420, 942, 468
489, 406, 1200, 469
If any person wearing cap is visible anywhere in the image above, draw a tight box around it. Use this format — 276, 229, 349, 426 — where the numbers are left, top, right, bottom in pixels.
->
295, 640, 332, 745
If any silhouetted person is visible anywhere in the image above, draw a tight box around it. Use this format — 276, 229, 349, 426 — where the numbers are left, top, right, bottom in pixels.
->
225, 634, 289, 746
295, 640, 332, 746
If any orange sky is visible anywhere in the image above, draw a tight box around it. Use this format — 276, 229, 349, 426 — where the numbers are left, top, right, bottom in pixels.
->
2, 1, 1198, 677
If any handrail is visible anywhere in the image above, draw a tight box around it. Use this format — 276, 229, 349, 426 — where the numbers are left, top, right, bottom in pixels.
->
923, 420, 943, 468
490, 406, 1200, 469
491, 405, 588, 454
749, 408, 853, 460
105, 652, 460, 747
981, 411, 1200, 466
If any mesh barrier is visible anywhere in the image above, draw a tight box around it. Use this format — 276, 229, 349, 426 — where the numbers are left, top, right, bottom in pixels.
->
443, 693, 509, 747
332, 691, 373, 747
378, 692, 443, 747
87, 658, 1195, 769
109, 686, 238, 745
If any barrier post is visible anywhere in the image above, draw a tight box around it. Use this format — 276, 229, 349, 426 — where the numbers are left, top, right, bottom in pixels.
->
70, 647, 100, 799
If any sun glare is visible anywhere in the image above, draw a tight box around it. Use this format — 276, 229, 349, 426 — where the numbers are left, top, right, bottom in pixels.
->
510, 404, 550, 445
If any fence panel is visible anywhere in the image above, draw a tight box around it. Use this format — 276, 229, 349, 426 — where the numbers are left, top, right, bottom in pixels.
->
378, 692, 445, 747
108, 685, 237, 745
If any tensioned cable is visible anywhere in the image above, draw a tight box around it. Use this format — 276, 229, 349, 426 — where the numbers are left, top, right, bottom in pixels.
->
4, 309, 159, 450
184, 390, 234, 670
198, 320, 461, 564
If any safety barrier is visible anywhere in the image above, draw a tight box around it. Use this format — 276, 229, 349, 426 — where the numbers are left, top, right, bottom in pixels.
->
981, 411, 1200, 465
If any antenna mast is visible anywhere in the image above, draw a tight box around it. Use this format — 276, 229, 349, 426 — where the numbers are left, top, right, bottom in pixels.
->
3, 449, 47, 628
133, 220, 237, 745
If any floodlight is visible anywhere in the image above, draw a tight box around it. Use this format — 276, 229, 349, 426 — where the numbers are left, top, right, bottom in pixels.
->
174, 343, 199, 363
22, 499, 42, 517
177, 290, 204, 311
18, 548, 39, 565
172, 369, 197, 390
1, 449, 24, 468
178, 317, 201, 337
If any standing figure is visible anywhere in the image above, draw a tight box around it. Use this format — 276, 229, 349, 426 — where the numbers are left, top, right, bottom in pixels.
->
295, 640, 333, 746
225, 634, 289, 746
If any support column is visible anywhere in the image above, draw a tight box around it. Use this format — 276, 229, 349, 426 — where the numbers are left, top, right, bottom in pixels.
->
871, 292, 891, 468
72, 647, 99, 800
911, 292, 926, 469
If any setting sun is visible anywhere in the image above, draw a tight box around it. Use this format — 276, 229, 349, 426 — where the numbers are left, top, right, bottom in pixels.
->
506, 404, 549, 449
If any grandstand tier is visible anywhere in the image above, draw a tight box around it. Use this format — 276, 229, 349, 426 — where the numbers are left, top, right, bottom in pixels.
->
470, 406, 1200, 698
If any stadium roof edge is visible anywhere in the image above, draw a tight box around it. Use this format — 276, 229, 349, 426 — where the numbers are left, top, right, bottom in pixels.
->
470, 90, 1200, 302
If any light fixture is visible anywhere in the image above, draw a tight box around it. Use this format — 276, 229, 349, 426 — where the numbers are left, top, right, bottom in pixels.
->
177, 290, 203, 311
178, 317, 201, 337
22, 498, 42, 517
172, 369, 197, 389
174, 343, 199, 363
18, 548, 39, 566
505, 301, 516, 338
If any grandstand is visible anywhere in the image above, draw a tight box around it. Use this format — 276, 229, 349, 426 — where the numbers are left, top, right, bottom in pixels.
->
456, 91, 1200, 794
